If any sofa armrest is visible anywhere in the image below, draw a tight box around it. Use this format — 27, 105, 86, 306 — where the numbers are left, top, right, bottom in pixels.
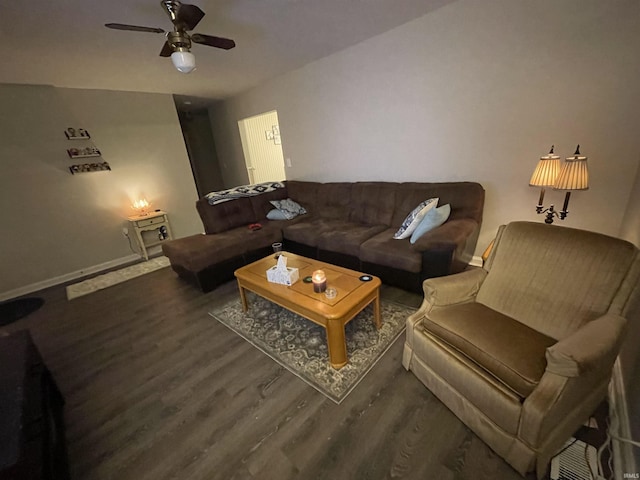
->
545, 313, 627, 377
422, 268, 487, 308
409, 218, 479, 252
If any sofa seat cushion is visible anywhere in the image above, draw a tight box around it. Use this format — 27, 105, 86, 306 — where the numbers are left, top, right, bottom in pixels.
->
359, 228, 423, 273
424, 302, 556, 398
163, 225, 282, 272
317, 221, 388, 257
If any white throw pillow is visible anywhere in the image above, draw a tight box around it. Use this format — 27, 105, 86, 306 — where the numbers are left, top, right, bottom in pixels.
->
393, 198, 439, 239
410, 204, 451, 244
266, 208, 290, 220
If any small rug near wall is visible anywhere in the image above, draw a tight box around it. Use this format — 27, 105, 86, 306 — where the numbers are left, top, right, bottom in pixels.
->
66, 256, 171, 300
210, 293, 414, 404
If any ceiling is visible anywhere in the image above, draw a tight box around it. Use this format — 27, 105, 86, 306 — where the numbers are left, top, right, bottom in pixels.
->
0, 0, 454, 107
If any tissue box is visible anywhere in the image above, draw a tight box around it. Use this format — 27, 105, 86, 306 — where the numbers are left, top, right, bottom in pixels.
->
266, 265, 299, 286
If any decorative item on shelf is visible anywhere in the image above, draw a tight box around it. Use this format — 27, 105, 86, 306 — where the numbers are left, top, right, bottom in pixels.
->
133, 198, 151, 216
68, 162, 111, 175
67, 146, 101, 159
64, 127, 91, 140
312, 270, 327, 293
529, 145, 589, 224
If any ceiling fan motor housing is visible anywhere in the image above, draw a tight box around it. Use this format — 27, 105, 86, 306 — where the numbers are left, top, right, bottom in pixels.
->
167, 30, 192, 51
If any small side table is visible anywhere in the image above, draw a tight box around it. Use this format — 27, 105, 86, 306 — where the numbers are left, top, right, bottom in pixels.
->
127, 210, 173, 260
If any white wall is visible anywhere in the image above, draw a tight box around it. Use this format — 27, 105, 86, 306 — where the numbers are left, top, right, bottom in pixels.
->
0, 85, 203, 298
209, 0, 640, 255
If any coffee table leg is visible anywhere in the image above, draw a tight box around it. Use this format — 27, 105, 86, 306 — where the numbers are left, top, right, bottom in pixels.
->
373, 291, 381, 329
238, 282, 248, 312
326, 320, 348, 369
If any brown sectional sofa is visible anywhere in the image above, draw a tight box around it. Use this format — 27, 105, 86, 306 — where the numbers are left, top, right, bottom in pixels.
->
162, 180, 485, 293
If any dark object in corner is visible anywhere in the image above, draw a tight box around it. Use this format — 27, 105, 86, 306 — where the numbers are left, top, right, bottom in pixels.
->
0, 298, 44, 327
0, 330, 69, 479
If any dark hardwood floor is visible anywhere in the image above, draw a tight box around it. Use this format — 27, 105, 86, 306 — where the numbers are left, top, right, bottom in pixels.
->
1, 267, 539, 480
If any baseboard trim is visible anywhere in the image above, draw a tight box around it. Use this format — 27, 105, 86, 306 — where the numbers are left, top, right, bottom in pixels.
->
0, 253, 142, 302
609, 358, 637, 477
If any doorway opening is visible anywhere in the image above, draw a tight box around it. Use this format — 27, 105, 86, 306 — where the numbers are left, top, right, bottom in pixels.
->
174, 96, 225, 197
238, 110, 286, 184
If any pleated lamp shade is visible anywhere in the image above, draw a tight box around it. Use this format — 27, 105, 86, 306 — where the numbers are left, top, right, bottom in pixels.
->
529, 149, 561, 187
554, 150, 589, 190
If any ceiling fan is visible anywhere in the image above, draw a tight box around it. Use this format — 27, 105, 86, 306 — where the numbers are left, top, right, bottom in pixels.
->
105, 0, 235, 73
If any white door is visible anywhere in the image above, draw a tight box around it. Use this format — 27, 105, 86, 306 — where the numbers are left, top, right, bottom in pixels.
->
238, 110, 286, 184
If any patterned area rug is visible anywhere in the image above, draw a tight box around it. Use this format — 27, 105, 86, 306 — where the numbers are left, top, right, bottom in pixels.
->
66, 256, 170, 300
210, 293, 414, 403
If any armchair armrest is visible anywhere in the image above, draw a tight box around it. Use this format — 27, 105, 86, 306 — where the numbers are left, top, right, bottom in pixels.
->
545, 313, 627, 377
521, 313, 627, 451
404, 268, 487, 355
422, 268, 487, 308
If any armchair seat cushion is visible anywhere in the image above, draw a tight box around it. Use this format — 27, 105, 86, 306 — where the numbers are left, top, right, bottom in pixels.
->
424, 302, 556, 398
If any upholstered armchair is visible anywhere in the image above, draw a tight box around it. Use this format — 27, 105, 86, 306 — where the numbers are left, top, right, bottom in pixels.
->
403, 221, 640, 478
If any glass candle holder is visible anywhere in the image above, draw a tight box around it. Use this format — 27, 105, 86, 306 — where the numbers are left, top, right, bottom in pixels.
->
312, 269, 327, 293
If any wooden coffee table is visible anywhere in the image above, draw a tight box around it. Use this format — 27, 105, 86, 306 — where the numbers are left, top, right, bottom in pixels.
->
234, 252, 381, 369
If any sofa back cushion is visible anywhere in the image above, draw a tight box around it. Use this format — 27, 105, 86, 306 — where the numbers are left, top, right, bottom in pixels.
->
349, 182, 398, 226
196, 197, 257, 234
477, 221, 639, 340
250, 188, 289, 219
285, 181, 319, 215
314, 182, 353, 219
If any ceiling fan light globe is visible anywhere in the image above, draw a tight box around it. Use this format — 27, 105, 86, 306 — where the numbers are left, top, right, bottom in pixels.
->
171, 50, 196, 73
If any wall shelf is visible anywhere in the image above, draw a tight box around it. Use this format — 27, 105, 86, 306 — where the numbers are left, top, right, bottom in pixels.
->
67, 148, 101, 159
64, 127, 91, 140
69, 162, 111, 175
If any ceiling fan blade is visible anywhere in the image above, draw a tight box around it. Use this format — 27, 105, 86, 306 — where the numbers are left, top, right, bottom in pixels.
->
105, 23, 165, 34
159, 41, 173, 57
191, 33, 235, 50
175, 3, 205, 31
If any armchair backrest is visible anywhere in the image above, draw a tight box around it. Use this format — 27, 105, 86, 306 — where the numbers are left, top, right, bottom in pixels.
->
476, 222, 640, 340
